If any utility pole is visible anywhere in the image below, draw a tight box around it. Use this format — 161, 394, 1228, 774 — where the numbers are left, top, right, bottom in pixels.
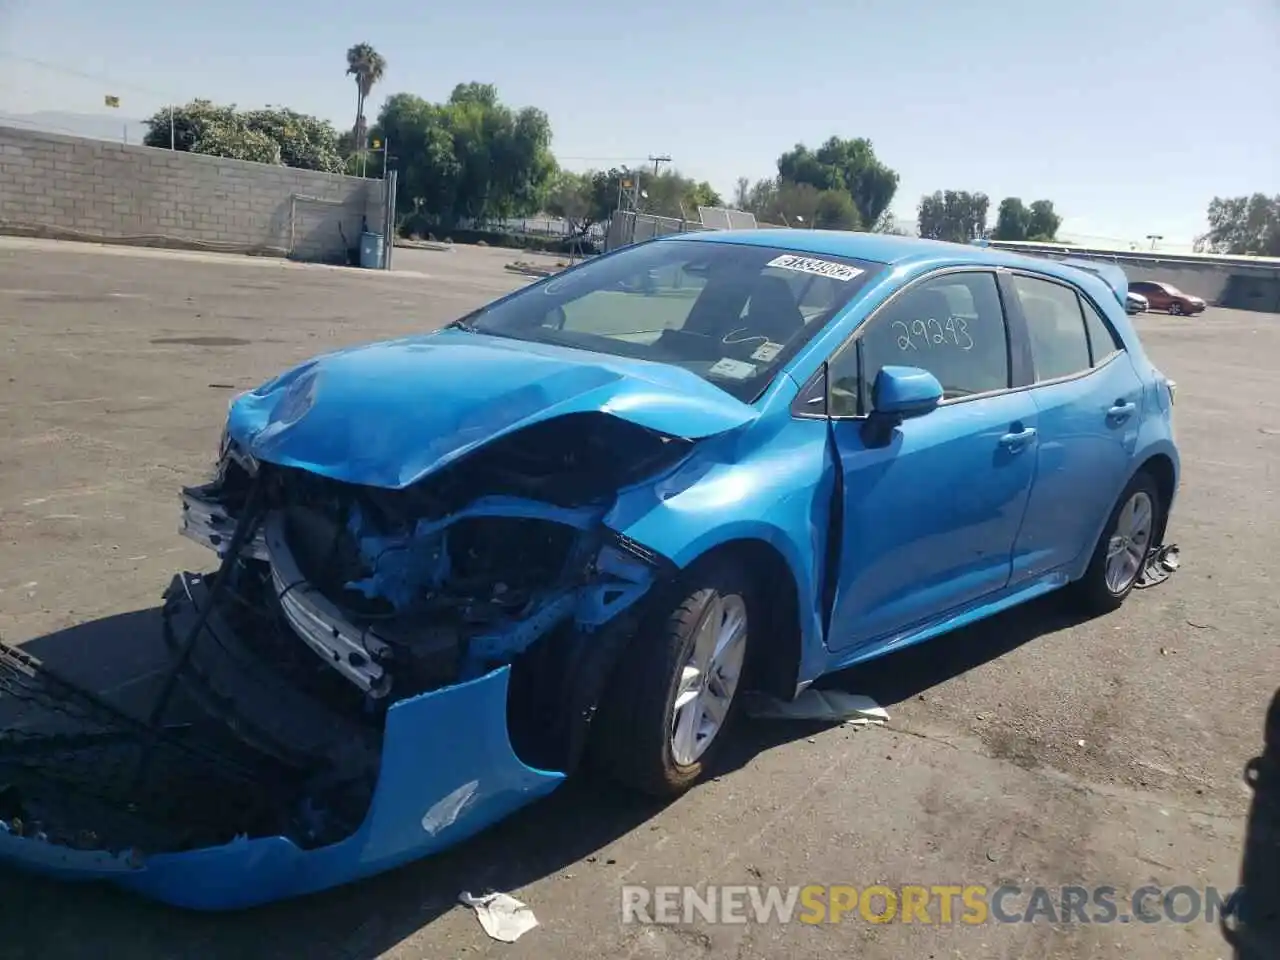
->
1146, 234, 1163, 251
644, 154, 671, 212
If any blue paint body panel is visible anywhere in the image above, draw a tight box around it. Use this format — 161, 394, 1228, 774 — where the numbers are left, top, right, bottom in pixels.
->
226, 329, 758, 490
826, 391, 1040, 651
0, 667, 563, 910
2, 231, 1181, 908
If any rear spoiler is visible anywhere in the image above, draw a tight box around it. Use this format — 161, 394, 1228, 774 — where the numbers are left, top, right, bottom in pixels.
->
971, 240, 1130, 308
1057, 258, 1130, 309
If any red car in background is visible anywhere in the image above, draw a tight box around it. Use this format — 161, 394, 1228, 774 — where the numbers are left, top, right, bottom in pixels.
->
1128, 280, 1207, 316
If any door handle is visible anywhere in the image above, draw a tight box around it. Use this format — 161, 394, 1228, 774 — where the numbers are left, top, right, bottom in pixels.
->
1107, 400, 1137, 421
999, 426, 1037, 451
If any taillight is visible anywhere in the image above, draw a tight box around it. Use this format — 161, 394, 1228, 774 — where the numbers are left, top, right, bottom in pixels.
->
1167, 379, 1177, 406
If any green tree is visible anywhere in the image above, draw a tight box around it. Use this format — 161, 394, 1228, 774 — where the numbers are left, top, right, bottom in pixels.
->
1196, 194, 1280, 256
142, 99, 236, 153
545, 170, 593, 235
740, 177, 779, 220
439, 85, 555, 222
241, 107, 343, 172
547, 166, 722, 230
634, 169, 722, 219
374, 93, 461, 221
732, 179, 859, 229
1026, 200, 1061, 241
191, 118, 282, 165
776, 136, 899, 227
870, 209, 905, 234
992, 197, 1061, 241
993, 197, 1030, 240
142, 100, 340, 170
917, 190, 990, 242
813, 188, 860, 229
346, 42, 387, 158
372, 84, 555, 228
545, 169, 618, 237
449, 82, 499, 107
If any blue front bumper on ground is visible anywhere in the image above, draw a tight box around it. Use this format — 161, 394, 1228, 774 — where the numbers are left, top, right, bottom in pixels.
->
0, 666, 564, 910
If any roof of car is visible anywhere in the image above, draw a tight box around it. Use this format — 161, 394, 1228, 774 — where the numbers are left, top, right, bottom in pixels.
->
672, 228, 1110, 288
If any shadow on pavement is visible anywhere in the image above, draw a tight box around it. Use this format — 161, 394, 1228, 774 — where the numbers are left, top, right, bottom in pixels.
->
1222, 685, 1280, 960
815, 592, 1083, 705
4, 608, 172, 714
0, 593, 1091, 959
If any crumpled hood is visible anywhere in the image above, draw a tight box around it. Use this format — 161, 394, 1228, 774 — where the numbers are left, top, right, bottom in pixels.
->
225, 329, 757, 489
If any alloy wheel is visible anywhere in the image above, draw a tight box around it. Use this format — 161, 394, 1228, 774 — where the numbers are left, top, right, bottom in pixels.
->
669, 594, 748, 766
1105, 490, 1154, 594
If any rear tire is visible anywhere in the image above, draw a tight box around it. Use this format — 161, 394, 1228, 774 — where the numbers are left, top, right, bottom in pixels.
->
591, 556, 753, 798
1068, 471, 1162, 615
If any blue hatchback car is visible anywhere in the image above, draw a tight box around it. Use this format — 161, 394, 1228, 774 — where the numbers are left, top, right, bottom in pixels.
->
0, 231, 1179, 909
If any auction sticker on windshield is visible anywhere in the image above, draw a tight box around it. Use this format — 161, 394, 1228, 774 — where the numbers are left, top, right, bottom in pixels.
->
750, 341, 785, 363
709, 357, 757, 379
767, 254, 864, 282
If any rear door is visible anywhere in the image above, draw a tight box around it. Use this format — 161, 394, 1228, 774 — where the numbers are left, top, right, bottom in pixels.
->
1004, 273, 1143, 581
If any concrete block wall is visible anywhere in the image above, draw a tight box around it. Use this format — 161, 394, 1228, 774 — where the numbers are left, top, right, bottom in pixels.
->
990, 241, 1280, 314
0, 125, 385, 263
1107, 259, 1280, 314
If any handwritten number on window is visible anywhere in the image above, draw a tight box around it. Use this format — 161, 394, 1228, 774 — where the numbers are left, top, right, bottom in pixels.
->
889, 315, 974, 352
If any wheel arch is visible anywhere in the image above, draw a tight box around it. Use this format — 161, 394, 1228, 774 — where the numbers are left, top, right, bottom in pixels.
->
681, 537, 805, 701
1067, 443, 1179, 583
1133, 449, 1178, 546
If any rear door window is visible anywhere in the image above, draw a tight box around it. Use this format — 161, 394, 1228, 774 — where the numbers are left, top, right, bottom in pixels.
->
1080, 297, 1122, 364
1012, 275, 1092, 381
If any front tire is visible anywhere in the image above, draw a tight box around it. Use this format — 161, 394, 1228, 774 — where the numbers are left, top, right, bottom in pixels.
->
1169, 301, 1184, 315
1069, 471, 1162, 614
591, 557, 752, 798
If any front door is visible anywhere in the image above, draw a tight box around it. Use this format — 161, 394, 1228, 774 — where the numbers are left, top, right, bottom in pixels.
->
824, 270, 1039, 652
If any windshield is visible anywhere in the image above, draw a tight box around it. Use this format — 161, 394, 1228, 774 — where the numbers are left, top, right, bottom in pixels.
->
462, 238, 883, 401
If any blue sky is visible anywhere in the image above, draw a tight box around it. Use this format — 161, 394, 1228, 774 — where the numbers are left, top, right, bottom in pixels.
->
1, 0, 1277, 247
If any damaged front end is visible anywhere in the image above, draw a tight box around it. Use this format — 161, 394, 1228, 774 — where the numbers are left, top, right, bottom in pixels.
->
0, 412, 686, 909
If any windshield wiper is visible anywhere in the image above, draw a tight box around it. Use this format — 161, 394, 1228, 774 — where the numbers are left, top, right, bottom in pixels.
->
447, 308, 486, 332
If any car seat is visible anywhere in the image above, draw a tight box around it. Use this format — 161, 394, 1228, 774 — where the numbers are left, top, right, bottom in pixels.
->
739, 275, 806, 345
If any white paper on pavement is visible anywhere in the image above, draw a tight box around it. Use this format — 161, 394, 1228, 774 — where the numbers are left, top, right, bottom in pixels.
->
458, 890, 539, 942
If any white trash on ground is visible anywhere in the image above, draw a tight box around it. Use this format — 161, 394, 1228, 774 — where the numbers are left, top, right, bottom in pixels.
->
743, 689, 889, 725
458, 890, 540, 942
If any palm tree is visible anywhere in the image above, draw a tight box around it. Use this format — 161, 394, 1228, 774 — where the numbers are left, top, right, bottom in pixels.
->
345, 43, 386, 171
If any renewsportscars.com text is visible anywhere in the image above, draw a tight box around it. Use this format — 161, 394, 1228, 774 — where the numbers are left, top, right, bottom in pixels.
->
620, 884, 1239, 926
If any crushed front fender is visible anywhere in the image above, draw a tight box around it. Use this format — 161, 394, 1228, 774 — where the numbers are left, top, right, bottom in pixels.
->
0, 665, 564, 910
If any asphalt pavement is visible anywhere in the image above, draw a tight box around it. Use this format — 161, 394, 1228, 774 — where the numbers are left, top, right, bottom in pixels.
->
0, 237, 1275, 959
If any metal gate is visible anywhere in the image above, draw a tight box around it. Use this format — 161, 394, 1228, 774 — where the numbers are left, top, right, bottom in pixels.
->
380, 169, 399, 270
605, 211, 708, 252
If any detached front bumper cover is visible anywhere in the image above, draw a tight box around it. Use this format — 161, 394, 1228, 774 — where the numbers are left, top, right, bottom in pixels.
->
0, 637, 563, 911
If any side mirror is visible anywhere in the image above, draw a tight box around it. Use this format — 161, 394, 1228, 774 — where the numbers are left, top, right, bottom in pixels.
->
872, 365, 943, 418
862, 365, 943, 447
546, 305, 568, 330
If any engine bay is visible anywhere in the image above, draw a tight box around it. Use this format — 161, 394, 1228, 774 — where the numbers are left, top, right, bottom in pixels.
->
0, 413, 682, 862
